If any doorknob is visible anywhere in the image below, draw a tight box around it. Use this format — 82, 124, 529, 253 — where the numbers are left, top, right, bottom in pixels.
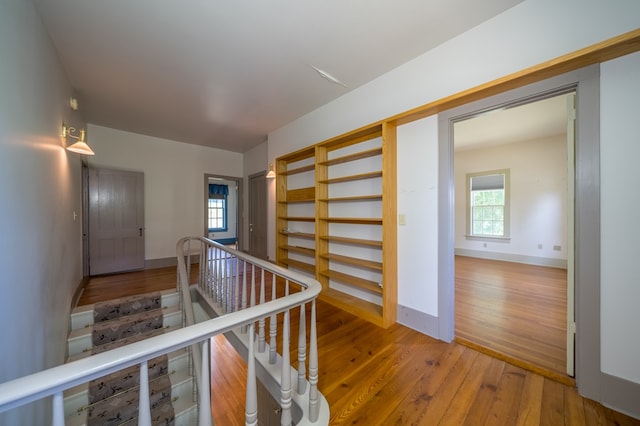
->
139, 228, 143, 236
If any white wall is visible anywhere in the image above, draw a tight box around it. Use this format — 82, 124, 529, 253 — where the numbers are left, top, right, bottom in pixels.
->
86, 125, 243, 260
267, 0, 640, 397
0, 1, 84, 423
600, 51, 640, 384
454, 136, 567, 263
397, 118, 439, 316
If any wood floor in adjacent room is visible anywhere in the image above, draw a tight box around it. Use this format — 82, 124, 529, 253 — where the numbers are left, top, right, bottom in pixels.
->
78, 267, 639, 425
455, 255, 569, 383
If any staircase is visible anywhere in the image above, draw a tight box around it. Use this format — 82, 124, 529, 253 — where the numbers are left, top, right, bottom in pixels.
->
64, 290, 198, 425
0, 237, 328, 425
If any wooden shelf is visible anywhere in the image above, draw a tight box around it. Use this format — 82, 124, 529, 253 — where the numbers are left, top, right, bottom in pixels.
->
319, 269, 382, 294
322, 217, 382, 225
280, 164, 315, 176
319, 288, 383, 327
319, 235, 382, 247
319, 253, 382, 271
318, 171, 382, 184
278, 216, 315, 222
279, 245, 315, 257
278, 258, 315, 273
280, 232, 315, 240
318, 194, 382, 202
319, 147, 382, 167
285, 187, 315, 203
276, 120, 397, 328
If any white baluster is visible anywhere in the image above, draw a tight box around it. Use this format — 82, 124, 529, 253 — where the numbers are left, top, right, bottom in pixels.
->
280, 309, 292, 426
52, 391, 64, 426
308, 300, 319, 422
269, 273, 277, 364
199, 339, 213, 426
233, 255, 240, 312
241, 260, 248, 333
250, 264, 256, 308
215, 247, 222, 307
297, 303, 307, 394
207, 246, 213, 299
138, 360, 151, 426
258, 269, 266, 353
246, 324, 258, 426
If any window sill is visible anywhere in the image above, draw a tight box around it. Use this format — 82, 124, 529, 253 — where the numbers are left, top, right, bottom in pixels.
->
465, 235, 511, 242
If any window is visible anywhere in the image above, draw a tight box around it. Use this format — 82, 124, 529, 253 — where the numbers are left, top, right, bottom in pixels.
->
208, 184, 228, 232
467, 169, 510, 238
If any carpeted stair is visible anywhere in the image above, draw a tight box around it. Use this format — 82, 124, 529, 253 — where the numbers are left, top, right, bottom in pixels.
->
64, 290, 198, 425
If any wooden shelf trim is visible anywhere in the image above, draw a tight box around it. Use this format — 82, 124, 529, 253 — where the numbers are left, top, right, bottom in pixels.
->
321, 124, 383, 152
321, 217, 382, 225
279, 245, 315, 256
280, 164, 315, 176
280, 232, 315, 239
319, 288, 383, 327
319, 147, 382, 167
318, 194, 382, 202
278, 216, 315, 222
318, 171, 382, 184
320, 269, 382, 294
278, 258, 315, 273
319, 235, 382, 247
319, 253, 382, 271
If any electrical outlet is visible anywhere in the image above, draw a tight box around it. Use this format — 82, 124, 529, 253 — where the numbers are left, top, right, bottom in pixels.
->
553, 245, 561, 251
538, 244, 543, 249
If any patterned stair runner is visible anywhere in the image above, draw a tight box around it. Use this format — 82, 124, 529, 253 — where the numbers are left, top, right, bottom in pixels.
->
84, 292, 176, 425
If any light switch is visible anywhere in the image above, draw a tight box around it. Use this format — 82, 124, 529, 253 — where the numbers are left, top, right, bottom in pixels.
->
399, 214, 406, 226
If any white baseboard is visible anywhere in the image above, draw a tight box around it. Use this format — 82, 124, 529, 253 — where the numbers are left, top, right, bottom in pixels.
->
397, 305, 440, 339
601, 373, 640, 420
455, 248, 567, 269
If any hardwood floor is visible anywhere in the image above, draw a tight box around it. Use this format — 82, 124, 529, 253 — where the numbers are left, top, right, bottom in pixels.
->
77, 267, 640, 425
455, 256, 569, 383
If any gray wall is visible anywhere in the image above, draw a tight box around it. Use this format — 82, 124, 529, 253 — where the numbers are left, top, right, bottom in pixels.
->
0, 1, 84, 423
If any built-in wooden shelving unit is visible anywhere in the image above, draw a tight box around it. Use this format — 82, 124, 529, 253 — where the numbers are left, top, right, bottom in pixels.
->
275, 122, 397, 328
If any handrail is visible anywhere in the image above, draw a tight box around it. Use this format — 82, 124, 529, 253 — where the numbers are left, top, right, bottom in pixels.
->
176, 236, 325, 424
0, 236, 322, 425
0, 281, 319, 410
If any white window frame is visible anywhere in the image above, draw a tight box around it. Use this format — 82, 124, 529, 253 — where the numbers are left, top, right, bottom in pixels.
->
466, 168, 510, 240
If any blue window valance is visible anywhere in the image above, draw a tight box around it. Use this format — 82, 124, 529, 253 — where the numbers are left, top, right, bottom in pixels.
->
209, 184, 229, 198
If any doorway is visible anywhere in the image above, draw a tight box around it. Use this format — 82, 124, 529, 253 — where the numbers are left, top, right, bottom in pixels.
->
248, 171, 268, 260
437, 65, 601, 395
452, 93, 573, 379
204, 174, 242, 251
88, 167, 145, 275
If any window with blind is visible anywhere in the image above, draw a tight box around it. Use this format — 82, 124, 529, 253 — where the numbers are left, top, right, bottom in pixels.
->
467, 169, 510, 238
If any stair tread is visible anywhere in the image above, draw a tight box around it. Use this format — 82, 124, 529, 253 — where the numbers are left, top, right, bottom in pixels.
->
68, 305, 181, 341
73, 289, 177, 313
65, 370, 194, 424
66, 324, 182, 362
64, 350, 189, 405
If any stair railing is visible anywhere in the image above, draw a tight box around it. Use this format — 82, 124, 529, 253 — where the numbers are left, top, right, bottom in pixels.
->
176, 236, 327, 425
0, 236, 325, 425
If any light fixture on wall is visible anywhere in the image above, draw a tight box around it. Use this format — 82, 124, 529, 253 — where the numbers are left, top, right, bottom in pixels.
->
265, 163, 276, 179
62, 123, 95, 155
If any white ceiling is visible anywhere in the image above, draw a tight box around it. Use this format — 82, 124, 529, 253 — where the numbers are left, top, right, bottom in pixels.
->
33, 0, 523, 153
454, 93, 570, 151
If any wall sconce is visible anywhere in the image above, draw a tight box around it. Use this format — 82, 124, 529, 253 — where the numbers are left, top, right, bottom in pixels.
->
62, 123, 94, 155
265, 163, 276, 179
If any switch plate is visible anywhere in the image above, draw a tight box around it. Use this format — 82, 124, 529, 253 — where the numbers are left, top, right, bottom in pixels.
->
399, 214, 406, 225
